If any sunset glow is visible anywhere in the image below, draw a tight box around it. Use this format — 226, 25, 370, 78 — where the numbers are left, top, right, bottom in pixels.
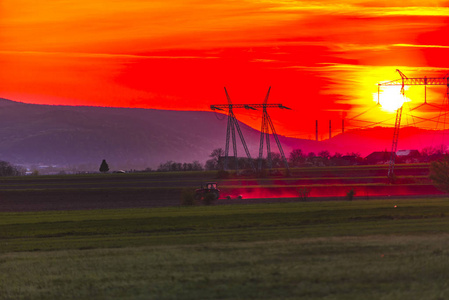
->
1, 0, 449, 138
377, 86, 409, 113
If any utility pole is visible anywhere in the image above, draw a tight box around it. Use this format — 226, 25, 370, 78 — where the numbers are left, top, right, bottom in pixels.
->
329, 120, 331, 140
315, 120, 318, 141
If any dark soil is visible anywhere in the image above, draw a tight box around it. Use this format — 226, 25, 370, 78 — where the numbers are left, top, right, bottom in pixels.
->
0, 164, 442, 212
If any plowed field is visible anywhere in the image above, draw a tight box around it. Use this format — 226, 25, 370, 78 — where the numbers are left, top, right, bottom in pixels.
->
0, 163, 443, 212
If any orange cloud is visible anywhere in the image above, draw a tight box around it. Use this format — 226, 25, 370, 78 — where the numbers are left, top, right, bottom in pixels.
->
1, 0, 449, 137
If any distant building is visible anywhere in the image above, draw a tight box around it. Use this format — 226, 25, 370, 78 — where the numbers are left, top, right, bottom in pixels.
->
365, 151, 393, 164
396, 150, 420, 163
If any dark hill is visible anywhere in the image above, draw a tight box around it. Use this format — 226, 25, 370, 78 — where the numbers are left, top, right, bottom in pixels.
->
0, 98, 322, 169
0, 98, 446, 170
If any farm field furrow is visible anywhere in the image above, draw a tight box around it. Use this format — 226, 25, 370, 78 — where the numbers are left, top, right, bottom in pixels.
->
0, 163, 441, 211
1, 199, 449, 299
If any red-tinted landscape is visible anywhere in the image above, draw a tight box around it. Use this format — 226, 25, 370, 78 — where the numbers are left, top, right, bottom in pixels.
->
3, 4, 449, 299
1, 1, 449, 196
1, 1, 449, 139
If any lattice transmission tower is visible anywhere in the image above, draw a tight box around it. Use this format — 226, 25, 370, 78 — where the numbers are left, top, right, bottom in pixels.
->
210, 87, 291, 172
378, 69, 449, 179
210, 87, 256, 171
258, 87, 291, 172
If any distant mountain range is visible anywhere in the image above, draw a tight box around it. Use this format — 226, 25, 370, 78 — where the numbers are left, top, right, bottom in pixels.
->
0, 98, 447, 171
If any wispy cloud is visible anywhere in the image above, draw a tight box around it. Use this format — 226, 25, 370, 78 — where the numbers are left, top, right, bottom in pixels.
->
393, 44, 449, 49
2, 0, 447, 53
251, 58, 278, 63
0, 50, 218, 60
262, 0, 449, 16
1, 0, 448, 136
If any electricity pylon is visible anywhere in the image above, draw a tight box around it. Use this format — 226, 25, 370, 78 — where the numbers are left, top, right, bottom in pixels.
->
258, 87, 290, 172
210, 87, 256, 171
378, 69, 449, 180
210, 87, 291, 172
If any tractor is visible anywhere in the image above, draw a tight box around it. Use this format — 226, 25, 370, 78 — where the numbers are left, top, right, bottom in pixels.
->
195, 182, 220, 201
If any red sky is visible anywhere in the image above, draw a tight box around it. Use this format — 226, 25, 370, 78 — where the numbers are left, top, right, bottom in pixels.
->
1, 0, 449, 139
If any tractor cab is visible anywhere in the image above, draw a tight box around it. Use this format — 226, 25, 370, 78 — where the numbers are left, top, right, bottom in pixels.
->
195, 182, 220, 201
205, 182, 217, 190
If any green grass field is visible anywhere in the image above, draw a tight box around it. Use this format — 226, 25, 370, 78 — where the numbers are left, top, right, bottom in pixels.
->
2, 198, 449, 299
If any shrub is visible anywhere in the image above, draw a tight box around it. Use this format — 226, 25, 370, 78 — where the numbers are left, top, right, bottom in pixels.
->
297, 187, 311, 201
430, 156, 449, 193
346, 189, 355, 201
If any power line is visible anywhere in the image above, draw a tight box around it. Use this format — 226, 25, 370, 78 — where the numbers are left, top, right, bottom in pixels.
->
346, 104, 380, 121
210, 87, 291, 172
378, 69, 449, 179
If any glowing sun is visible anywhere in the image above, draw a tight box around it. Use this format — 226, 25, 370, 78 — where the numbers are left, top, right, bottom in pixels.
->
375, 86, 409, 112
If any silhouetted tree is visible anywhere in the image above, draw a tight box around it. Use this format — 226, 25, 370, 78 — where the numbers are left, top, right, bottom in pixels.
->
306, 152, 317, 166
99, 159, 109, 173
206, 148, 225, 170
346, 152, 364, 165
171, 162, 182, 171
346, 152, 362, 158
333, 152, 342, 159
316, 150, 331, 166
192, 160, 203, 171
210, 148, 225, 159
289, 149, 306, 167
158, 160, 203, 172
205, 160, 216, 171
422, 145, 446, 162
346, 189, 355, 201
269, 152, 283, 168
329, 152, 343, 166
0, 161, 24, 176
430, 155, 449, 193
318, 150, 330, 160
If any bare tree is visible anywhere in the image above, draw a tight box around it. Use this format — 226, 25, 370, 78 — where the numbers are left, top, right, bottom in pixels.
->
206, 148, 225, 170
289, 149, 305, 167
430, 155, 449, 193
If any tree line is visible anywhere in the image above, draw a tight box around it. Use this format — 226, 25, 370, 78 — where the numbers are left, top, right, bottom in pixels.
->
156, 145, 449, 172
155, 148, 363, 172
203, 148, 363, 170
157, 160, 204, 172
0, 161, 25, 176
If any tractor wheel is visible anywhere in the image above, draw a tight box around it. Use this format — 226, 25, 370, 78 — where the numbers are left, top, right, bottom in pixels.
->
194, 193, 203, 201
